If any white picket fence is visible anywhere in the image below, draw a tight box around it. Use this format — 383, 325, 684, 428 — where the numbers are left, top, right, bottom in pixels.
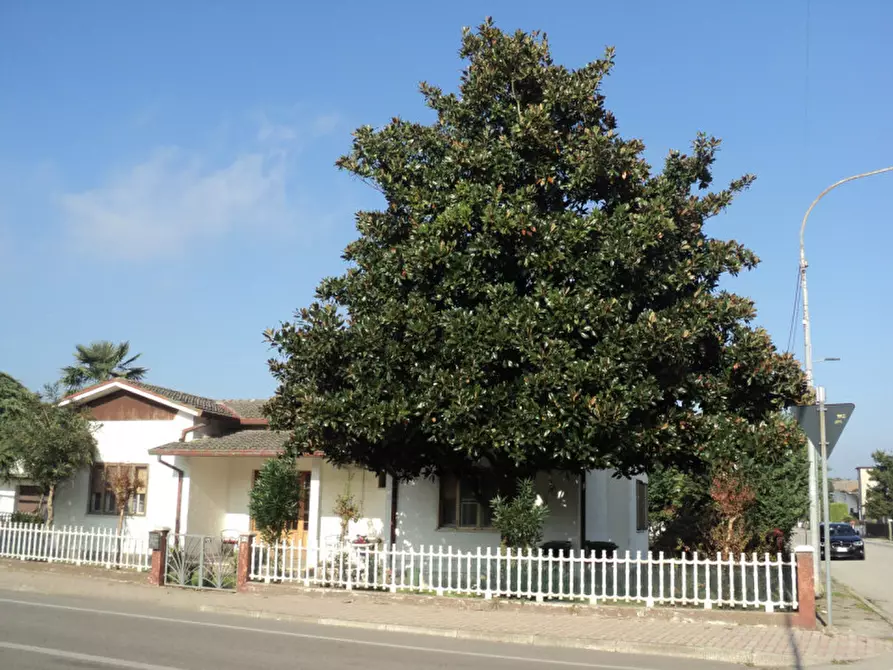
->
250, 541, 799, 612
0, 522, 150, 571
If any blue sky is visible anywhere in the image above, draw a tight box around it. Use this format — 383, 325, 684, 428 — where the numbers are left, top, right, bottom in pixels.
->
1, 1, 891, 476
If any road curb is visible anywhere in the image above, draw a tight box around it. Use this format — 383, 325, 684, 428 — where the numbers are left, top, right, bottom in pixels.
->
197, 603, 821, 667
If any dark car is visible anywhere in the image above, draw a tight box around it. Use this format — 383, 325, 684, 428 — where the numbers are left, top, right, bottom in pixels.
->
819, 523, 865, 560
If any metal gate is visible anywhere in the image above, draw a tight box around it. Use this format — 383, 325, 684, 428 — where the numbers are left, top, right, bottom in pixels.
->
164, 534, 238, 591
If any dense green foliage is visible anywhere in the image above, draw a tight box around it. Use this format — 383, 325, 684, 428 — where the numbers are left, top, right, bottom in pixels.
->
649, 416, 808, 553
864, 450, 893, 521
490, 478, 549, 549
0, 373, 35, 419
61, 341, 148, 392
1, 394, 97, 524
248, 457, 304, 544
0, 373, 37, 479
266, 21, 806, 485
829, 502, 850, 523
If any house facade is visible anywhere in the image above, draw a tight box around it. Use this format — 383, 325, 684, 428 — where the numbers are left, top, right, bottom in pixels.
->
831, 479, 859, 519
6, 379, 648, 554
856, 466, 878, 521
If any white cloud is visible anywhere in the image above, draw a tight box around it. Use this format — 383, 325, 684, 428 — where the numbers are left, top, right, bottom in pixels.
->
257, 112, 298, 143
313, 113, 341, 136
60, 146, 291, 259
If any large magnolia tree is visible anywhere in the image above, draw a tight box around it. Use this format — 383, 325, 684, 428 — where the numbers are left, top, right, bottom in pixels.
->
266, 21, 806, 483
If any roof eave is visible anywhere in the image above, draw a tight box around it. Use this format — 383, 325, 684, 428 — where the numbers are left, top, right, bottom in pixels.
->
149, 448, 322, 458
60, 380, 201, 417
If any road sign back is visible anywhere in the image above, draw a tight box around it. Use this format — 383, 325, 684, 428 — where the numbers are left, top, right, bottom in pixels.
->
795, 403, 855, 457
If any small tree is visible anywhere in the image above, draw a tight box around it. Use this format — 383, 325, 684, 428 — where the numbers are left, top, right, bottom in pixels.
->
865, 450, 893, 521
249, 458, 303, 545
108, 465, 140, 535
708, 466, 756, 556
333, 473, 361, 543
490, 479, 549, 549
3, 390, 97, 524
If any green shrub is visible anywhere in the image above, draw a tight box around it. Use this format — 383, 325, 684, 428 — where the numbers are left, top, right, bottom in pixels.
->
491, 479, 549, 549
10, 511, 44, 525
829, 502, 849, 523
249, 457, 303, 545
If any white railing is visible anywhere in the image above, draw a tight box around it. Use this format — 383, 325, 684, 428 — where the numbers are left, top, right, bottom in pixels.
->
0, 522, 150, 571
250, 541, 798, 612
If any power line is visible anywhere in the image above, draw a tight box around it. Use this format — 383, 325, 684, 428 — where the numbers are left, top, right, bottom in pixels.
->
786, 264, 802, 354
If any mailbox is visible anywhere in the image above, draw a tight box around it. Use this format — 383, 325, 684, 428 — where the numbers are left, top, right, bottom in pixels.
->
148, 531, 163, 551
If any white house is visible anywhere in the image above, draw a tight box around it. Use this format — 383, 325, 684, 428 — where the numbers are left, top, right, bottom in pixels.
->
831, 479, 859, 519
856, 466, 878, 521
3, 379, 647, 554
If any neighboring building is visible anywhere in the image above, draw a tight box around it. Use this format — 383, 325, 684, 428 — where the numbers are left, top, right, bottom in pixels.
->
4, 379, 648, 554
856, 466, 878, 520
0, 466, 40, 519
831, 479, 859, 518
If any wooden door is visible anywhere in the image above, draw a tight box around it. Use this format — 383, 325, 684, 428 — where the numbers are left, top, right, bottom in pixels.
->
251, 470, 311, 546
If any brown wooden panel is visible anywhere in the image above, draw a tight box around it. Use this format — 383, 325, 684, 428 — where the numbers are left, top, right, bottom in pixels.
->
16, 485, 42, 514
85, 390, 178, 421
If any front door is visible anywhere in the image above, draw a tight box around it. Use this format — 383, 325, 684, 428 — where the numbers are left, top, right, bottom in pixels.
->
251, 470, 311, 546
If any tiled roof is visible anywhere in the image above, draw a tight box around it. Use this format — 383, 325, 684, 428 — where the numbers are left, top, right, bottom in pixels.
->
832, 479, 859, 494
149, 430, 289, 455
127, 382, 238, 419
221, 399, 269, 420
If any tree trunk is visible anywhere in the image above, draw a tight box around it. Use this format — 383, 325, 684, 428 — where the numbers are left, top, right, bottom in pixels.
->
46, 485, 55, 526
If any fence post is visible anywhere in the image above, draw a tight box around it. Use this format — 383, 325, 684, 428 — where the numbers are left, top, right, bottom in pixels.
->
147, 528, 169, 586
793, 546, 816, 630
237, 533, 255, 592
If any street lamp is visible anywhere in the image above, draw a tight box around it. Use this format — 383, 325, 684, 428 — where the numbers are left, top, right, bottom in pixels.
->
800, 166, 893, 585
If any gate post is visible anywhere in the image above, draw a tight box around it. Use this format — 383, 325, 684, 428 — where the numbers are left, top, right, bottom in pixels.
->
148, 528, 169, 586
237, 533, 255, 592
793, 546, 816, 630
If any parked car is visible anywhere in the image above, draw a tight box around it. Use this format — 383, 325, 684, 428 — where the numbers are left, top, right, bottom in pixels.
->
819, 522, 865, 560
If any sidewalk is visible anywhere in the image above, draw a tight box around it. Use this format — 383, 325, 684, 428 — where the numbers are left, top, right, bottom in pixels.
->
1, 559, 891, 668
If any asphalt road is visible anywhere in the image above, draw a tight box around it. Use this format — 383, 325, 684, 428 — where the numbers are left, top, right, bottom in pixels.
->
0, 589, 740, 670
832, 539, 893, 619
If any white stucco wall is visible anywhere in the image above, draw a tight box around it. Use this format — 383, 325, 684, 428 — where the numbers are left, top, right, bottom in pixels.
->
52, 412, 193, 536
318, 464, 388, 545
0, 478, 39, 516
584, 469, 648, 554
184, 458, 229, 536
395, 472, 581, 552
0, 481, 16, 515
182, 455, 319, 538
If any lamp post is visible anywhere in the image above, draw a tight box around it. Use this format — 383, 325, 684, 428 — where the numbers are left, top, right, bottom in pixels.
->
800, 167, 893, 585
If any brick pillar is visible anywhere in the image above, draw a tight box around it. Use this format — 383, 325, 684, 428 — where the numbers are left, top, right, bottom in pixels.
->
148, 529, 169, 587
793, 547, 816, 630
237, 533, 255, 592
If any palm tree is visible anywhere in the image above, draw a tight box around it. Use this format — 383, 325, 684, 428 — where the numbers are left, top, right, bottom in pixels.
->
61, 341, 148, 392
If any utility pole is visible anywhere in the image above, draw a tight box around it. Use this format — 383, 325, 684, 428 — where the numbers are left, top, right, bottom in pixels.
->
800, 166, 893, 586
817, 385, 832, 625
799, 248, 820, 584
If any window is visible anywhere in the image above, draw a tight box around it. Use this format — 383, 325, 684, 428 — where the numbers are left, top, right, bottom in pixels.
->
89, 464, 148, 516
377, 472, 388, 489
636, 480, 648, 532
438, 473, 500, 530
